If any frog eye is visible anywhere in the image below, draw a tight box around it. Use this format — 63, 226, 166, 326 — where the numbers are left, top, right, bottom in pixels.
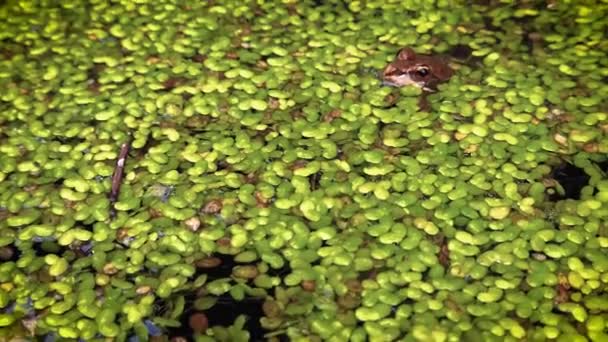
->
415, 66, 430, 77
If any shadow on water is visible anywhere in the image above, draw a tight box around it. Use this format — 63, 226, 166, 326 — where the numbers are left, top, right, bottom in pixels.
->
548, 163, 590, 201
162, 253, 292, 341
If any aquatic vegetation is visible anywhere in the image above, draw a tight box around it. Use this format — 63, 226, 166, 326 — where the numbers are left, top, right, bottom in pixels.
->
0, 0, 607, 341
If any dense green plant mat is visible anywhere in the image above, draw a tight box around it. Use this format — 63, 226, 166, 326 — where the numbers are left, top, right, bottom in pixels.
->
1, 0, 607, 341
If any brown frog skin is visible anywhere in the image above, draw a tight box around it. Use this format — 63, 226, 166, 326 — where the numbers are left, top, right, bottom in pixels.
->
381, 47, 453, 91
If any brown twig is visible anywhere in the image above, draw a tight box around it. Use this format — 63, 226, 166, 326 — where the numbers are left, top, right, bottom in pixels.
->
109, 140, 131, 220
554, 273, 571, 304
435, 234, 451, 268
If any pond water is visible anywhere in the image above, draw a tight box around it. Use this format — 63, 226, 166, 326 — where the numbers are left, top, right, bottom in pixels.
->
0, 1, 607, 341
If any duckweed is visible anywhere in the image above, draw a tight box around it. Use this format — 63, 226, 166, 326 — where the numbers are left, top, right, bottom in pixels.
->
0, 0, 607, 341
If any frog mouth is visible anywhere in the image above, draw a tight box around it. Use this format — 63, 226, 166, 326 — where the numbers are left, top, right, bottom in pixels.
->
382, 73, 415, 86
381, 73, 427, 89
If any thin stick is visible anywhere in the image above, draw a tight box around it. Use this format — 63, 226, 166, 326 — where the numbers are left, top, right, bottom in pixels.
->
109, 140, 131, 220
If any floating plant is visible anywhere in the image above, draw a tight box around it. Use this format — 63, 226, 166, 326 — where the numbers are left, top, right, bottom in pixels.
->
0, 0, 607, 341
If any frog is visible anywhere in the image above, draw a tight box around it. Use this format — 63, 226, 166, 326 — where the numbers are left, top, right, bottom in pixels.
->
381, 47, 454, 91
